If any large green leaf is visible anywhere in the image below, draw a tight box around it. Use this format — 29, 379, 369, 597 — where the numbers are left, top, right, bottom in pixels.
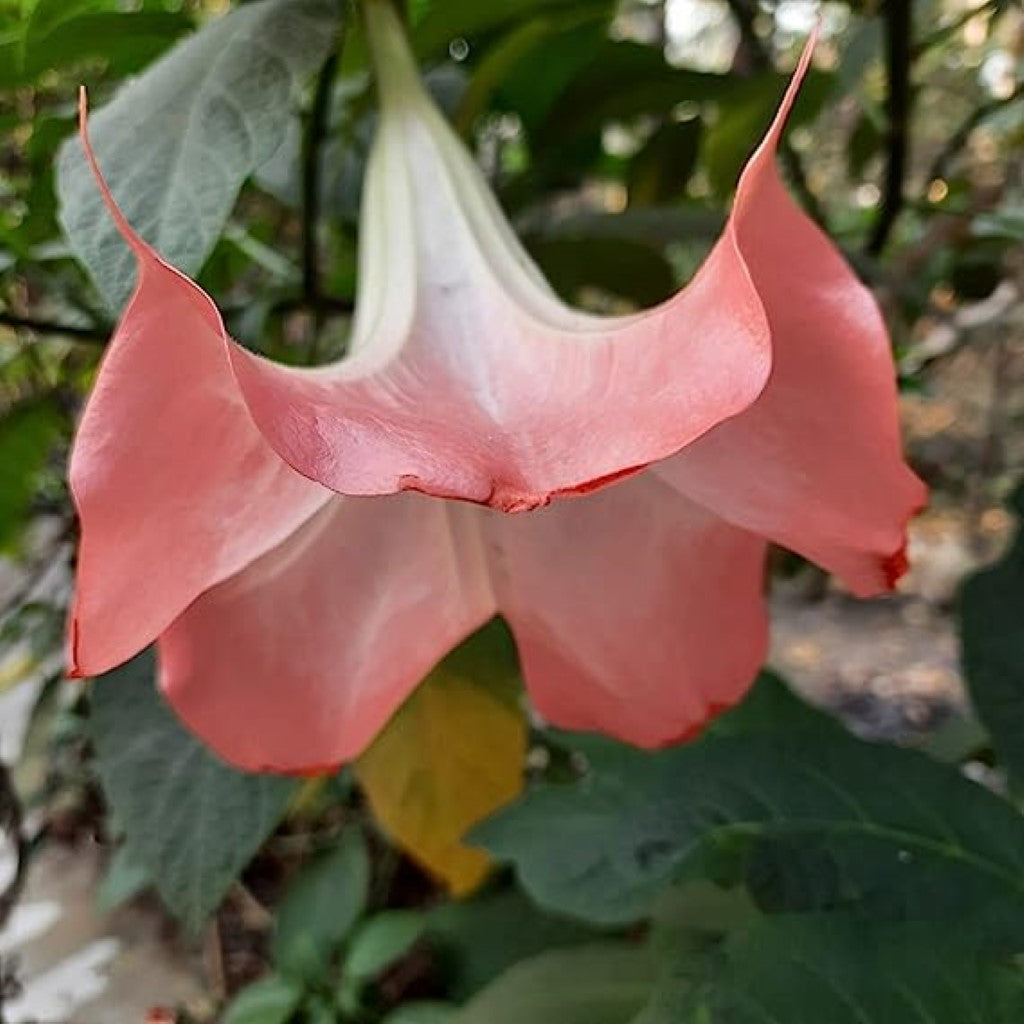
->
57, 0, 339, 311
89, 652, 297, 932
668, 915, 1024, 1024
475, 687, 1024, 933
960, 485, 1024, 785
453, 945, 660, 1024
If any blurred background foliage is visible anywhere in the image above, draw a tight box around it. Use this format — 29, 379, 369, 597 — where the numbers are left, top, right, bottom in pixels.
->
0, 0, 1023, 1021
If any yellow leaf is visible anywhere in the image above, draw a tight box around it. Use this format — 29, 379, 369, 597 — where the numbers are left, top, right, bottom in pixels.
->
356, 623, 526, 897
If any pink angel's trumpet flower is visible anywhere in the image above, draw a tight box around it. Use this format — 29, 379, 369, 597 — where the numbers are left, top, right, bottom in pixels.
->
67, 1, 925, 773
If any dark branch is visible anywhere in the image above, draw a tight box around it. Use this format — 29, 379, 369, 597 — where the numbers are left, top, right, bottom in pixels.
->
301, 51, 340, 312
0, 312, 108, 345
269, 293, 354, 317
867, 0, 913, 256
722, 0, 829, 229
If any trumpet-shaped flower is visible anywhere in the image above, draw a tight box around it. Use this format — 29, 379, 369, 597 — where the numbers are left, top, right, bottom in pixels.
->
67, 0, 925, 772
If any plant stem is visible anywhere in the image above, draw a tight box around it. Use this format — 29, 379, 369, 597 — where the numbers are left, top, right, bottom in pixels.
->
867, 0, 912, 256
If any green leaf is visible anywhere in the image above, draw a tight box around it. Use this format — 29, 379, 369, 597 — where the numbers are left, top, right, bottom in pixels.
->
89, 652, 297, 932
627, 119, 703, 205
382, 1004, 457, 1024
452, 5, 612, 133
57, 0, 339, 311
678, 915, 1024, 1024
960, 485, 1024, 784
526, 236, 676, 307
704, 671, 841, 739
492, 19, 610, 133
222, 974, 305, 1024
0, 397, 63, 553
453, 945, 660, 1024
273, 828, 370, 978
427, 887, 603, 1000
535, 40, 729, 143
21, 0, 192, 80
475, 701, 1024, 932
411, 0, 611, 59
344, 910, 425, 983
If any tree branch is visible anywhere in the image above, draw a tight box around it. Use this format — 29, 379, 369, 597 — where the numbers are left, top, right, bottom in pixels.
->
0, 312, 108, 345
867, 0, 913, 256
301, 51, 340, 314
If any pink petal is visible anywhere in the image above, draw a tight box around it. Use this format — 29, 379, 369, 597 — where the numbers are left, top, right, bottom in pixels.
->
654, 40, 926, 596
226, 189, 771, 512
219, 0, 777, 511
491, 474, 769, 747
69, 91, 329, 677
158, 493, 496, 773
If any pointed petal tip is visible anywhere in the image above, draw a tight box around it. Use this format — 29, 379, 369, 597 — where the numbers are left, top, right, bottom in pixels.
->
880, 485, 930, 593
881, 543, 910, 591
76, 86, 147, 258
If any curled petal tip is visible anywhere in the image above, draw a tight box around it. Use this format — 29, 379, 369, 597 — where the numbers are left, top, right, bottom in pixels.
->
881, 492, 929, 591
881, 544, 910, 591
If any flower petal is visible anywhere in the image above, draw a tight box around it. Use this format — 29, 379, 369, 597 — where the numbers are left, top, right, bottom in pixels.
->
158, 493, 496, 773
490, 474, 769, 747
69, 91, 329, 677
220, 0, 775, 511
654, 40, 927, 596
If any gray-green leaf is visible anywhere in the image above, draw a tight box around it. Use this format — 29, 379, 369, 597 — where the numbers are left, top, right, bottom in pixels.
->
89, 652, 296, 932
57, 0, 339, 311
